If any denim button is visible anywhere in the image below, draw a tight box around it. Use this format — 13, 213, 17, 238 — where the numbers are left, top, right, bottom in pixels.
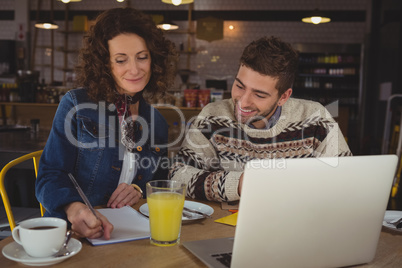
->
137, 146, 142, 151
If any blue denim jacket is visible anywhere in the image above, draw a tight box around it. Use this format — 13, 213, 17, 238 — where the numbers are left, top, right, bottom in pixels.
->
35, 88, 168, 220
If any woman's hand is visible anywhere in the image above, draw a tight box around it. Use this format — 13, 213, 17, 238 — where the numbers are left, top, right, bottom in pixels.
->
107, 183, 142, 209
65, 202, 114, 239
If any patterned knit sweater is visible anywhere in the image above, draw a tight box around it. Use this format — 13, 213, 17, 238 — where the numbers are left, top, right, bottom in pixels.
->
169, 97, 352, 202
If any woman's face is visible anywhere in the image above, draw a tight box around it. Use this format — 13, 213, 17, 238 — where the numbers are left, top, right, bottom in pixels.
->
108, 33, 152, 96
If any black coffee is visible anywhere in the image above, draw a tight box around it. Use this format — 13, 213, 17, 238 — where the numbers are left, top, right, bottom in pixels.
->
28, 226, 57, 230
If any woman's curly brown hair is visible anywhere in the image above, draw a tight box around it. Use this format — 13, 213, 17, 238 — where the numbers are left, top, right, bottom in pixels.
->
74, 7, 178, 103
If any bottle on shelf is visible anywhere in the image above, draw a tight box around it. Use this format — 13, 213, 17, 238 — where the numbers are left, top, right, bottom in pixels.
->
295, 49, 360, 107
313, 78, 320, 88
46, 87, 61, 104
304, 77, 315, 88
0, 83, 9, 102
35, 79, 47, 103
9, 84, 20, 102
174, 92, 184, 107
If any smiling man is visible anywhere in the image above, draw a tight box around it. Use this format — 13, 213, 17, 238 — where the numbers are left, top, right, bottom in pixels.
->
169, 36, 352, 202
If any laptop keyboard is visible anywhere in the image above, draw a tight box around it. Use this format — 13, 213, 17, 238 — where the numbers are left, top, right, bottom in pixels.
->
211, 252, 232, 267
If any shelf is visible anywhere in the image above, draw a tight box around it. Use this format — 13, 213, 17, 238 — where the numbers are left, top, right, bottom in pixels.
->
165, 30, 195, 35
294, 47, 361, 110
154, 105, 201, 111
298, 73, 357, 78
299, 62, 359, 67
294, 87, 358, 92
291, 96, 358, 106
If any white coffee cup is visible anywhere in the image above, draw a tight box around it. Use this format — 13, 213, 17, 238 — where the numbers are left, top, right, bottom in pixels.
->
12, 217, 67, 258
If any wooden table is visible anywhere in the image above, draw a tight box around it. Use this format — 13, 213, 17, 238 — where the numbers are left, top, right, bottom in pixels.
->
1, 199, 402, 267
0, 199, 233, 267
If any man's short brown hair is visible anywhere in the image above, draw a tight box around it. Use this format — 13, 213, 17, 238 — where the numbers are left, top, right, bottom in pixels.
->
240, 36, 299, 95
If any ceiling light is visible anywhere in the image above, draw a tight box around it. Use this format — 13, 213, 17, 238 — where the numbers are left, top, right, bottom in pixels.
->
161, 0, 194, 6
35, 21, 59, 30
302, 9, 331, 24
157, 21, 179, 31
58, 0, 82, 3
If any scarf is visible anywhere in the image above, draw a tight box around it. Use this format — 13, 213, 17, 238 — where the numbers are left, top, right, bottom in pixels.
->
115, 93, 142, 152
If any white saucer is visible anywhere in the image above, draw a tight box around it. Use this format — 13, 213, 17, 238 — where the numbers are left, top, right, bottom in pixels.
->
383, 210, 402, 232
2, 238, 82, 266
139, 200, 214, 221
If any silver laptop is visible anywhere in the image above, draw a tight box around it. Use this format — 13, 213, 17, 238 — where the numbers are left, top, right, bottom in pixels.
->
182, 155, 398, 268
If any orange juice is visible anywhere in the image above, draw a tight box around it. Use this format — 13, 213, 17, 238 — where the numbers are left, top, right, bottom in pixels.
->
147, 192, 185, 246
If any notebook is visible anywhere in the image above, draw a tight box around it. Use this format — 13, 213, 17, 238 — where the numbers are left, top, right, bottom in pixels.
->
87, 206, 150, 246
182, 155, 398, 268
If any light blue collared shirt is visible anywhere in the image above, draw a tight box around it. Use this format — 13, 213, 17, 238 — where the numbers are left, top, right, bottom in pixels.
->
248, 106, 282, 130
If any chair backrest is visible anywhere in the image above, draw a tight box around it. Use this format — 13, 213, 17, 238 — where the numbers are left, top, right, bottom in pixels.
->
0, 150, 44, 230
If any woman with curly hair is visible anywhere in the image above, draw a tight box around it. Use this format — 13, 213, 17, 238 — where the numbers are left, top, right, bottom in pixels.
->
36, 7, 178, 239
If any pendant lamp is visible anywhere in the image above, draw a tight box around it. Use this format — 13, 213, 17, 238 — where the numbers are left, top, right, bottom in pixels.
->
302, 9, 331, 24
162, 0, 194, 6
35, 0, 58, 29
57, 0, 82, 3
35, 21, 59, 29
157, 20, 179, 31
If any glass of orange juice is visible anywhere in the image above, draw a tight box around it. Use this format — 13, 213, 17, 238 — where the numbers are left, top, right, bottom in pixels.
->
146, 180, 186, 246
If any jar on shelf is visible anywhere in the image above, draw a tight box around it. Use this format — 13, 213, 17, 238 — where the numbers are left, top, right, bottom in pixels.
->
47, 88, 57, 104
9, 84, 20, 102
184, 89, 198, 108
0, 83, 10, 102
174, 92, 183, 107
35, 79, 47, 103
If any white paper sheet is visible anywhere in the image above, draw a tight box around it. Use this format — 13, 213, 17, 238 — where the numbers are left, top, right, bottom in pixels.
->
86, 206, 150, 246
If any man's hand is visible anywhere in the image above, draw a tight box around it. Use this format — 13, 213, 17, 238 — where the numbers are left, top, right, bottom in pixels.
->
238, 173, 244, 196
65, 202, 114, 239
107, 183, 141, 209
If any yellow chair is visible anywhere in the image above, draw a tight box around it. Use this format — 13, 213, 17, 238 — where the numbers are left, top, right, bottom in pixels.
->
0, 150, 44, 230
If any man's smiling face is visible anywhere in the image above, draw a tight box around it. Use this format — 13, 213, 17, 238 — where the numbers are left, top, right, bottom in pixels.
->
231, 64, 292, 129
